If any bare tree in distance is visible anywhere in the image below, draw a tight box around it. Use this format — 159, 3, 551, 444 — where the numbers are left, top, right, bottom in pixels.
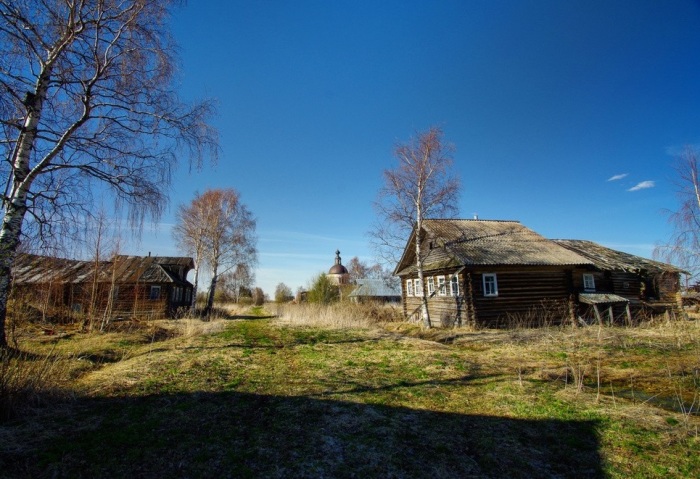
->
370, 127, 460, 328
0, 0, 218, 347
173, 197, 214, 309
221, 263, 255, 304
347, 256, 369, 283
347, 256, 392, 283
174, 189, 257, 315
655, 146, 700, 281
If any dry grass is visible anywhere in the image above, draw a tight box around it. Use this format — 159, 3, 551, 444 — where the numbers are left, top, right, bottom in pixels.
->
276, 302, 403, 328
1, 306, 699, 477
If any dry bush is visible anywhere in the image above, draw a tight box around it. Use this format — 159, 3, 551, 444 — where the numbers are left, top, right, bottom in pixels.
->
277, 302, 403, 329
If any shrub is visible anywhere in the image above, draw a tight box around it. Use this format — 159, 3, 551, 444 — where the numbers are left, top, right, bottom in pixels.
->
307, 274, 339, 304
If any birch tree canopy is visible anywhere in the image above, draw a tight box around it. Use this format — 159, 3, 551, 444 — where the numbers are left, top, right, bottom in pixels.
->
0, 0, 218, 347
173, 189, 257, 315
370, 127, 460, 327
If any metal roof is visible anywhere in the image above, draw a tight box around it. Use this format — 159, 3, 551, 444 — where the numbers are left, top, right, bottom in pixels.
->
579, 293, 629, 304
348, 278, 401, 298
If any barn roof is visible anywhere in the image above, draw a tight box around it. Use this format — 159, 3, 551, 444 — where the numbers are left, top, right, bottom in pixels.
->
552, 239, 685, 274
395, 219, 591, 275
12, 254, 194, 285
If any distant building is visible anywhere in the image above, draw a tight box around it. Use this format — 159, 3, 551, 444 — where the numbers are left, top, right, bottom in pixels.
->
348, 278, 401, 304
12, 253, 194, 320
327, 250, 350, 285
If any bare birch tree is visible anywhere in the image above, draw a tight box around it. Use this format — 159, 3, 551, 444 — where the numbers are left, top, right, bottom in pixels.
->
174, 189, 257, 315
0, 0, 218, 347
370, 127, 460, 328
655, 146, 700, 280
172, 196, 212, 309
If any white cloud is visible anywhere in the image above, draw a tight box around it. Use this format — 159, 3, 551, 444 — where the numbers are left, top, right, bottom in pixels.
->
607, 173, 628, 182
627, 181, 655, 192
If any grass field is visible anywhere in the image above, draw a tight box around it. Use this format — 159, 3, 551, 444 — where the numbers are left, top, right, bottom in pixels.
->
1, 304, 699, 478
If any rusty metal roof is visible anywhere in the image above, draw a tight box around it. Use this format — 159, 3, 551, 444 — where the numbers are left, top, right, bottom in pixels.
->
552, 239, 685, 274
12, 254, 194, 285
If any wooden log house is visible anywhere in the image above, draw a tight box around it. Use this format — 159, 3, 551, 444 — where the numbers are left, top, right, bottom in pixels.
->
394, 219, 684, 328
11, 253, 195, 321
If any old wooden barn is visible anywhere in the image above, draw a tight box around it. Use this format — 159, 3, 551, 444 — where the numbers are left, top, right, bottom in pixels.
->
11, 253, 194, 321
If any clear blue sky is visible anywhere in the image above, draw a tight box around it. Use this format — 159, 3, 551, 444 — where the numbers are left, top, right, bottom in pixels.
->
124, 0, 700, 296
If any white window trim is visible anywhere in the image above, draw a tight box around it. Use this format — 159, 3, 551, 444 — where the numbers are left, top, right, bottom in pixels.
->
406, 279, 414, 297
583, 274, 595, 291
451, 274, 460, 296
427, 277, 435, 296
414, 278, 424, 297
483, 273, 498, 297
437, 276, 446, 296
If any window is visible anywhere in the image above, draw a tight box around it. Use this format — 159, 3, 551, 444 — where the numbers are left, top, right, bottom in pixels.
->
451, 274, 460, 296
149, 285, 161, 300
583, 274, 595, 291
406, 279, 414, 297
483, 273, 498, 297
437, 276, 446, 296
173, 287, 183, 302
414, 278, 423, 297
185, 288, 192, 303
427, 277, 435, 296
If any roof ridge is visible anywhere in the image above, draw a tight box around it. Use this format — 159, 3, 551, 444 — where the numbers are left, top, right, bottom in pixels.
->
425, 218, 521, 223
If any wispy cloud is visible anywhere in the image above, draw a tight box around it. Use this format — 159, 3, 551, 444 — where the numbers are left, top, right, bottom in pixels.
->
607, 173, 628, 182
665, 144, 700, 157
627, 180, 655, 192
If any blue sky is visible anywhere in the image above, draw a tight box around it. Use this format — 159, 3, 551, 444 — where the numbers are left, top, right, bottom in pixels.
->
123, 0, 700, 296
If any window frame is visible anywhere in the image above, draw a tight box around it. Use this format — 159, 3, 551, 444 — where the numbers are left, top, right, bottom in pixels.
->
437, 276, 446, 296
427, 276, 435, 296
583, 273, 595, 291
451, 274, 460, 297
482, 273, 498, 297
149, 285, 161, 300
406, 279, 414, 297
414, 278, 424, 297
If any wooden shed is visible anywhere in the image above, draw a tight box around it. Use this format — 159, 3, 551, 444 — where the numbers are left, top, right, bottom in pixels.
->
11, 253, 195, 321
394, 219, 592, 328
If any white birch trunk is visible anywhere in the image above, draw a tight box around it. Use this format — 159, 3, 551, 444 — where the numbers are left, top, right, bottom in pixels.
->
0, 70, 49, 347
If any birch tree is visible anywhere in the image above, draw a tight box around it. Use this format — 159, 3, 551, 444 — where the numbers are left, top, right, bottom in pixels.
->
0, 0, 217, 347
173, 189, 257, 315
370, 127, 460, 328
655, 146, 700, 280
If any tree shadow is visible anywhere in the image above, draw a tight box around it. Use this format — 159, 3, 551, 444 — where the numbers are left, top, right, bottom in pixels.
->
227, 314, 277, 320
1, 389, 604, 478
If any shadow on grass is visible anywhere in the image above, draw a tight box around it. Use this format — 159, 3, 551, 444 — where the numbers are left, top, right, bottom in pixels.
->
227, 314, 277, 320
1, 390, 604, 478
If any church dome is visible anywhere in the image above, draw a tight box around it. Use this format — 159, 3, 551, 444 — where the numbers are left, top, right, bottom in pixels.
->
328, 250, 350, 285
329, 263, 348, 275
328, 250, 349, 278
